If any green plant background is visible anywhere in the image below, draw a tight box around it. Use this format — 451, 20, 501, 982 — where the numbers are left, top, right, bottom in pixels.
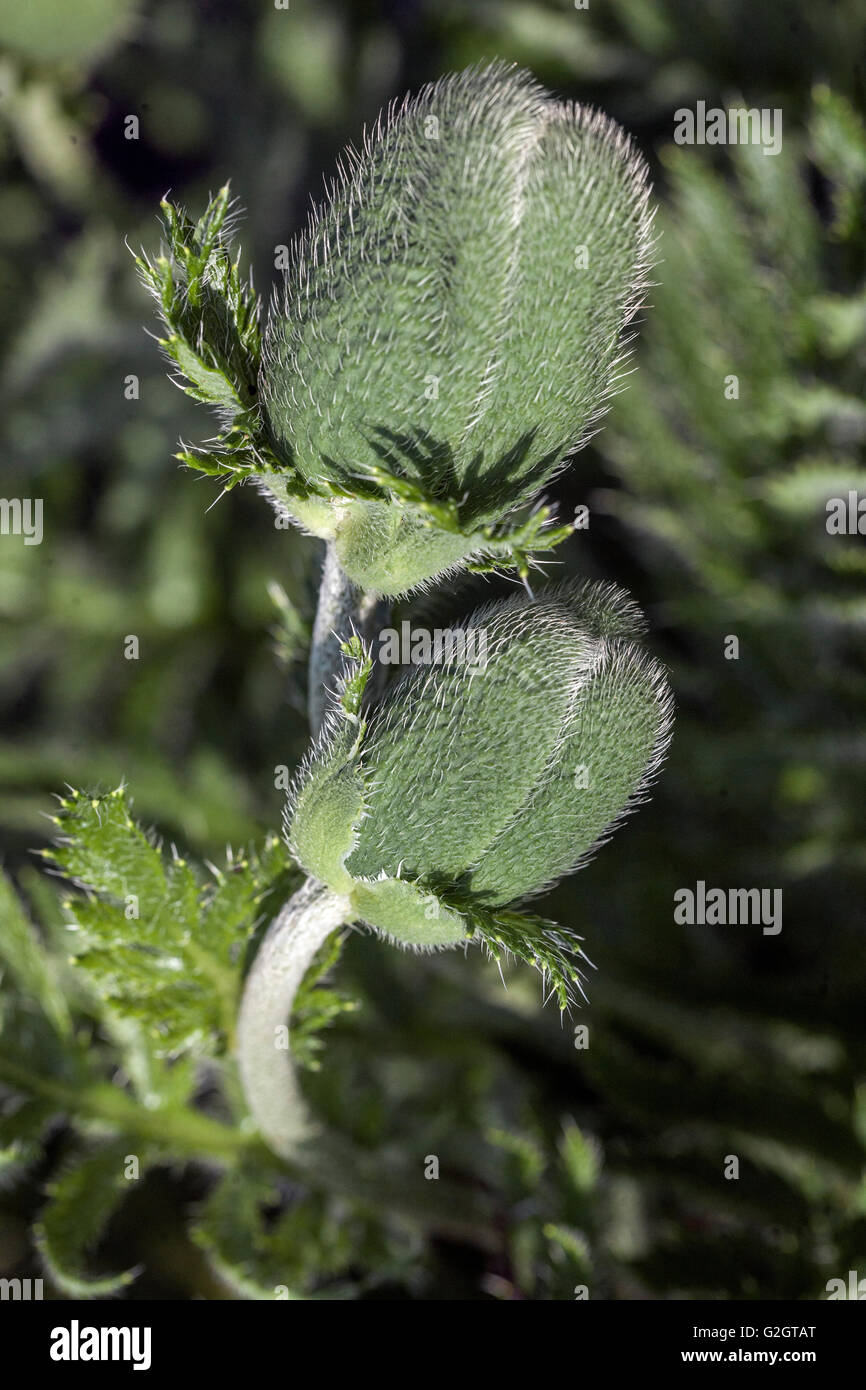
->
0, 0, 865, 1300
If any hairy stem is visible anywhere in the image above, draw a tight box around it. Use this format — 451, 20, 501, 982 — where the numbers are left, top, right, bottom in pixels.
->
308, 541, 388, 736
236, 878, 351, 1159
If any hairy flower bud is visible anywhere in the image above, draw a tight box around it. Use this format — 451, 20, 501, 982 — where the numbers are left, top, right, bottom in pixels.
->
259, 62, 656, 595
286, 582, 672, 948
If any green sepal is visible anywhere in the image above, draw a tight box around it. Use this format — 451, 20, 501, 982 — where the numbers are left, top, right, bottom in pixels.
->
288, 758, 366, 895
286, 641, 372, 892
349, 876, 471, 950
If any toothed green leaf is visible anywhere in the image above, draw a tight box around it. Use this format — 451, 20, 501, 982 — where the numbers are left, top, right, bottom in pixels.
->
467, 903, 591, 1010
0, 872, 70, 1037
810, 86, 866, 240
43, 787, 166, 904
291, 929, 358, 1072
44, 790, 297, 1054
35, 1142, 148, 1298
0, 1099, 56, 1183
135, 184, 260, 421
192, 1167, 357, 1300
558, 1119, 602, 1196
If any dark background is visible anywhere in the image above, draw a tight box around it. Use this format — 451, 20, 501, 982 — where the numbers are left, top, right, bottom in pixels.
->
1, 0, 865, 1299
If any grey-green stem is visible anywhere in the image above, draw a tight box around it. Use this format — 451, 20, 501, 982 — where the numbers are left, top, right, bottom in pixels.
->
308, 541, 388, 736
236, 877, 350, 1159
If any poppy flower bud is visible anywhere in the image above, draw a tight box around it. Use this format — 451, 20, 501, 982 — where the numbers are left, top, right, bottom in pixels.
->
259, 62, 655, 595
286, 581, 672, 946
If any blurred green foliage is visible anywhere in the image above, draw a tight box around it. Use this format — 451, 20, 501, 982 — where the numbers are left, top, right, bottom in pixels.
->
0, 0, 865, 1299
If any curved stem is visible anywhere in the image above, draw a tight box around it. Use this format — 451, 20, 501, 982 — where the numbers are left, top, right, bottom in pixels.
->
236, 878, 351, 1159
308, 541, 389, 737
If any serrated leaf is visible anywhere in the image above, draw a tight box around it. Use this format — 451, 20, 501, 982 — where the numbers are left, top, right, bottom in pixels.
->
543, 1222, 592, 1276
487, 1126, 545, 1188
44, 787, 166, 907
135, 185, 261, 418
192, 1167, 356, 1300
469, 904, 591, 1011
0, 1099, 56, 1184
35, 1142, 147, 1297
558, 1119, 601, 1196
0, 871, 70, 1036
291, 929, 357, 1072
200, 836, 299, 961
811, 86, 866, 239
49, 790, 296, 1055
